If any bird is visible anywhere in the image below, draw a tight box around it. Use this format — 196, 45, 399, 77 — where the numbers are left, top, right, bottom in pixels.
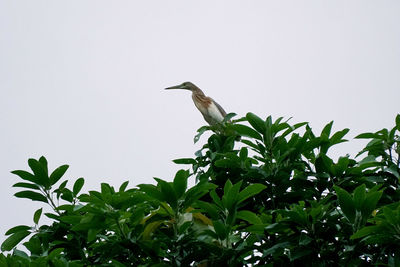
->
165, 82, 228, 126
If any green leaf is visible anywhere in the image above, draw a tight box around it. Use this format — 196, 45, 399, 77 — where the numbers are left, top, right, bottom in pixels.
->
223, 180, 233, 196
355, 132, 378, 139
184, 182, 216, 208
330, 128, 349, 145
138, 184, 164, 202
246, 112, 266, 134
111, 260, 127, 267
73, 177, 85, 195
172, 158, 197, 164
1, 230, 30, 251
101, 183, 113, 195
351, 225, 379, 239
28, 158, 49, 188
223, 112, 237, 122
58, 180, 68, 190
263, 242, 291, 256
11, 170, 36, 183
194, 126, 211, 143
14, 191, 48, 203
5, 225, 31, 235
209, 189, 223, 209
61, 188, 74, 203
12, 182, 40, 190
155, 178, 177, 209
321, 121, 333, 139
396, 114, 400, 130
215, 158, 239, 168
143, 221, 163, 240
48, 248, 64, 260
237, 184, 267, 204
236, 210, 262, 224
38, 156, 48, 175
361, 191, 383, 218
225, 181, 242, 211
239, 147, 248, 160
353, 184, 366, 210
49, 165, 69, 185
265, 116, 273, 147
196, 200, 220, 219
45, 213, 59, 220
315, 154, 333, 173
299, 233, 313, 246
119, 181, 129, 192
334, 186, 355, 223
33, 208, 42, 224
282, 122, 308, 137
212, 220, 227, 240
230, 124, 262, 140
383, 206, 398, 225
173, 170, 189, 199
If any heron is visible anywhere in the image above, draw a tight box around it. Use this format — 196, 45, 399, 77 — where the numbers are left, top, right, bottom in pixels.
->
165, 82, 228, 126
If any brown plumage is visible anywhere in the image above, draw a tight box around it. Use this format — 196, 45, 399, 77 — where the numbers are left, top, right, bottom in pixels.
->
165, 82, 227, 125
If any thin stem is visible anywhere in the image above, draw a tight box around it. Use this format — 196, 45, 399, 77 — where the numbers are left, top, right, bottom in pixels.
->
115, 218, 126, 239
388, 146, 393, 164
44, 189, 61, 215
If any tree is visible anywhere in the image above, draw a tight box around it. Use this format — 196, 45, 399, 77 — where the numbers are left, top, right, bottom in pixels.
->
1, 113, 400, 266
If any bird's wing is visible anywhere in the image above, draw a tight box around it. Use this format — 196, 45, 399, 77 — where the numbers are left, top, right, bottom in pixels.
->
212, 99, 227, 118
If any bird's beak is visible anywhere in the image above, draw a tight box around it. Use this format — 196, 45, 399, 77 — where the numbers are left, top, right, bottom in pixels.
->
165, 84, 187, 90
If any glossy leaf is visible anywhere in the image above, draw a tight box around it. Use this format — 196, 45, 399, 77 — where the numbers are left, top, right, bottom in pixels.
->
155, 178, 177, 209
196, 200, 219, 219
12, 182, 40, 190
236, 210, 262, 225
33, 208, 42, 224
119, 181, 129, 192
138, 184, 163, 201
230, 124, 262, 140
1, 230, 30, 251
14, 191, 48, 203
321, 121, 333, 139
212, 220, 227, 240
334, 186, 355, 223
5, 225, 31, 235
351, 225, 379, 239
361, 191, 383, 218
73, 177, 85, 195
11, 170, 36, 183
237, 184, 267, 204
225, 181, 242, 211
172, 158, 197, 164
246, 112, 266, 134
173, 169, 189, 199
49, 164, 69, 185
28, 158, 49, 187
355, 132, 378, 139
396, 114, 400, 130
353, 184, 366, 210
194, 126, 211, 143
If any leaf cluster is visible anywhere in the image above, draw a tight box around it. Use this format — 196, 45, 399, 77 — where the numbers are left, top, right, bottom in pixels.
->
1, 113, 400, 266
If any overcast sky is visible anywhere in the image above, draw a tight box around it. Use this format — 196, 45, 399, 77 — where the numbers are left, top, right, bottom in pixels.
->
1, 1, 399, 246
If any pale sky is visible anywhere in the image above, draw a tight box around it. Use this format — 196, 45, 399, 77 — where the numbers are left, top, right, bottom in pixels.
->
1, 1, 399, 246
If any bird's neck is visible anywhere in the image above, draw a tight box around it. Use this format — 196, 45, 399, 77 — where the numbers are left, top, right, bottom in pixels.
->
192, 91, 212, 109
192, 88, 205, 96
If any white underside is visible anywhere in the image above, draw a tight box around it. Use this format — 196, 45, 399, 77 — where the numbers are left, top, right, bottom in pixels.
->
206, 102, 224, 122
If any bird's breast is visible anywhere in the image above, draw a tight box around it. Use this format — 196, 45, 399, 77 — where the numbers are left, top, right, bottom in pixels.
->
192, 94, 211, 114
206, 102, 225, 122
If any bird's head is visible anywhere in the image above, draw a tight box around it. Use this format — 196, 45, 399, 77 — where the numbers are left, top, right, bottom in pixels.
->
165, 81, 198, 91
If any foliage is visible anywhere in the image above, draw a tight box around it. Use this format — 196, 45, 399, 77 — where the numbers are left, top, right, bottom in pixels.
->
1, 113, 400, 266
